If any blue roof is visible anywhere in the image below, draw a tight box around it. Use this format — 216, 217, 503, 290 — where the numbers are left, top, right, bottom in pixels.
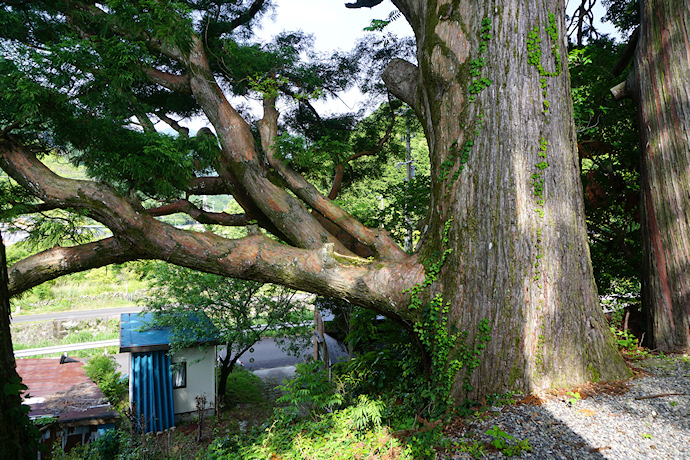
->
119, 312, 217, 353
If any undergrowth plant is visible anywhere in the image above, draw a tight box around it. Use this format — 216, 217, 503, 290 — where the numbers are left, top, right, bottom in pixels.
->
276, 361, 344, 419
205, 368, 412, 460
485, 425, 532, 457
405, 218, 492, 416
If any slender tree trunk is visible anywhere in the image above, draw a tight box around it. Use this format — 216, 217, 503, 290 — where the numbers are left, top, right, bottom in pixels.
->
217, 346, 234, 402
389, 0, 629, 399
635, 0, 690, 352
0, 231, 38, 459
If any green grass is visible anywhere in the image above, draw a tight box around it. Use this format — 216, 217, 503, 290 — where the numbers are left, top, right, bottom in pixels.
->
41, 153, 89, 180
10, 263, 148, 315
14, 297, 140, 316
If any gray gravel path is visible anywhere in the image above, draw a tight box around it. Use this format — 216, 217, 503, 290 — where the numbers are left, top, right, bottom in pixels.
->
443, 355, 690, 459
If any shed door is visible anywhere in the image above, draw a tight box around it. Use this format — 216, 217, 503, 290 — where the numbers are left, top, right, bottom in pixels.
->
131, 351, 175, 432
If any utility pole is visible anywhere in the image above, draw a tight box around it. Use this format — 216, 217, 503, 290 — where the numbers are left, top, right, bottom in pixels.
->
396, 110, 416, 252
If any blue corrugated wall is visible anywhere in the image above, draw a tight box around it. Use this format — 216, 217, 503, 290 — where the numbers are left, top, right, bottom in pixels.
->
131, 351, 175, 432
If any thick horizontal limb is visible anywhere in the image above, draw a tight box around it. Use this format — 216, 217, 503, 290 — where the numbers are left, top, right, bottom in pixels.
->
1, 138, 423, 316
7, 231, 423, 321
8, 237, 135, 296
187, 176, 232, 195
142, 67, 192, 93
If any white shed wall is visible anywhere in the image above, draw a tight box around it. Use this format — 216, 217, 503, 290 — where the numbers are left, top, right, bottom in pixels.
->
171, 346, 216, 419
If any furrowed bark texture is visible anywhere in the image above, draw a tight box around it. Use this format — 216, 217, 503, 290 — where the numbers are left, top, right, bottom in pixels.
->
635, 0, 690, 352
402, 0, 629, 397
0, 232, 36, 459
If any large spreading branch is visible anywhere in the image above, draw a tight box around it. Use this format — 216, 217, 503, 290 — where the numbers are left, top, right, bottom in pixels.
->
142, 68, 192, 93
168, 35, 361, 255
0, 137, 423, 316
7, 237, 136, 296
187, 176, 232, 195
1, 1, 428, 312
60, 0, 402, 259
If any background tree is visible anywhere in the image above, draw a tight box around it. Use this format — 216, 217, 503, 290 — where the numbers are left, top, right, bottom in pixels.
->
569, 38, 642, 315
602, 0, 639, 40
0, 0, 629, 415
631, 0, 690, 351
602, 0, 690, 351
141, 262, 309, 403
83, 354, 129, 407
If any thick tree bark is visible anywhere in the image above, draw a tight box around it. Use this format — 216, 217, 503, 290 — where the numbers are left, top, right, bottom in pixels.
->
389, 0, 629, 398
635, 0, 690, 352
0, 231, 37, 459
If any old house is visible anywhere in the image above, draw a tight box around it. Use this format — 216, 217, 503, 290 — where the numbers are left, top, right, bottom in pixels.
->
16, 356, 119, 457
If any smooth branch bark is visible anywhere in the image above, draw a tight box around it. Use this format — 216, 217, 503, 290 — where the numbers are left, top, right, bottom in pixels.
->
0, 139, 423, 318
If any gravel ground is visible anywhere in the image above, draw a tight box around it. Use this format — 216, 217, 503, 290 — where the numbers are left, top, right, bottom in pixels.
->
443, 355, 690, 459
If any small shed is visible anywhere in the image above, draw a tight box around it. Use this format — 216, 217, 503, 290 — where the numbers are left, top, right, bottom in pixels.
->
16, 357, 119, 456
119, 312, 217, 433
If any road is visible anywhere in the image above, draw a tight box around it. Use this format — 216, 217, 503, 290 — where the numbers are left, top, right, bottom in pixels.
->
219, 337, 313, 370
219, 334, 347, 371
11, 306, 143, 324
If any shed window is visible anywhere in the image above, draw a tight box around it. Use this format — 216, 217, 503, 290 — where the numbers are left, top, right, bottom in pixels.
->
172, 362, 186, 389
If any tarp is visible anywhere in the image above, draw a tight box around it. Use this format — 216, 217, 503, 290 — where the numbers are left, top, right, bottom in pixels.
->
130, 351, 174, 433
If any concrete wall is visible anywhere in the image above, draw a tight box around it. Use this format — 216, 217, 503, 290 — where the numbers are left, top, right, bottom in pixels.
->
171, 346, 216, 420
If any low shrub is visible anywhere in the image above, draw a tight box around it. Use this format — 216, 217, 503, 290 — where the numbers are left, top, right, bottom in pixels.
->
84, 355, 128, 405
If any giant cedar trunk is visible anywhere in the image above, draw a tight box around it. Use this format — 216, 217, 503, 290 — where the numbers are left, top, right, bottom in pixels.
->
0, 232, 37, 459
635, 0, 690, 352
391, 0, 629, 398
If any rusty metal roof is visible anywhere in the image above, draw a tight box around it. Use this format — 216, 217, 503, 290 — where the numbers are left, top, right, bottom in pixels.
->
15, 358, 119, 425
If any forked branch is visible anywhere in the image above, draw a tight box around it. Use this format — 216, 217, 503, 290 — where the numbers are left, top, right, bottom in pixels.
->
259, 97, 406, 261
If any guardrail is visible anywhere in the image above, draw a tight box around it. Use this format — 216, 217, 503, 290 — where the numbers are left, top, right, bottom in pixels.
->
14, 339, 120, 357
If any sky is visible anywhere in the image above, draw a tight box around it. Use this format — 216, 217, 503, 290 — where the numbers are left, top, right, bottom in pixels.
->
254, 0, 618, 53
246, 0, 413, 117
253, 0, 413, 53
183, 0, 620, 131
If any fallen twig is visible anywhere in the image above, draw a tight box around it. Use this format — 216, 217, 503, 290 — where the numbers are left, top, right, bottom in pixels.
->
634, 393, 688, 400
